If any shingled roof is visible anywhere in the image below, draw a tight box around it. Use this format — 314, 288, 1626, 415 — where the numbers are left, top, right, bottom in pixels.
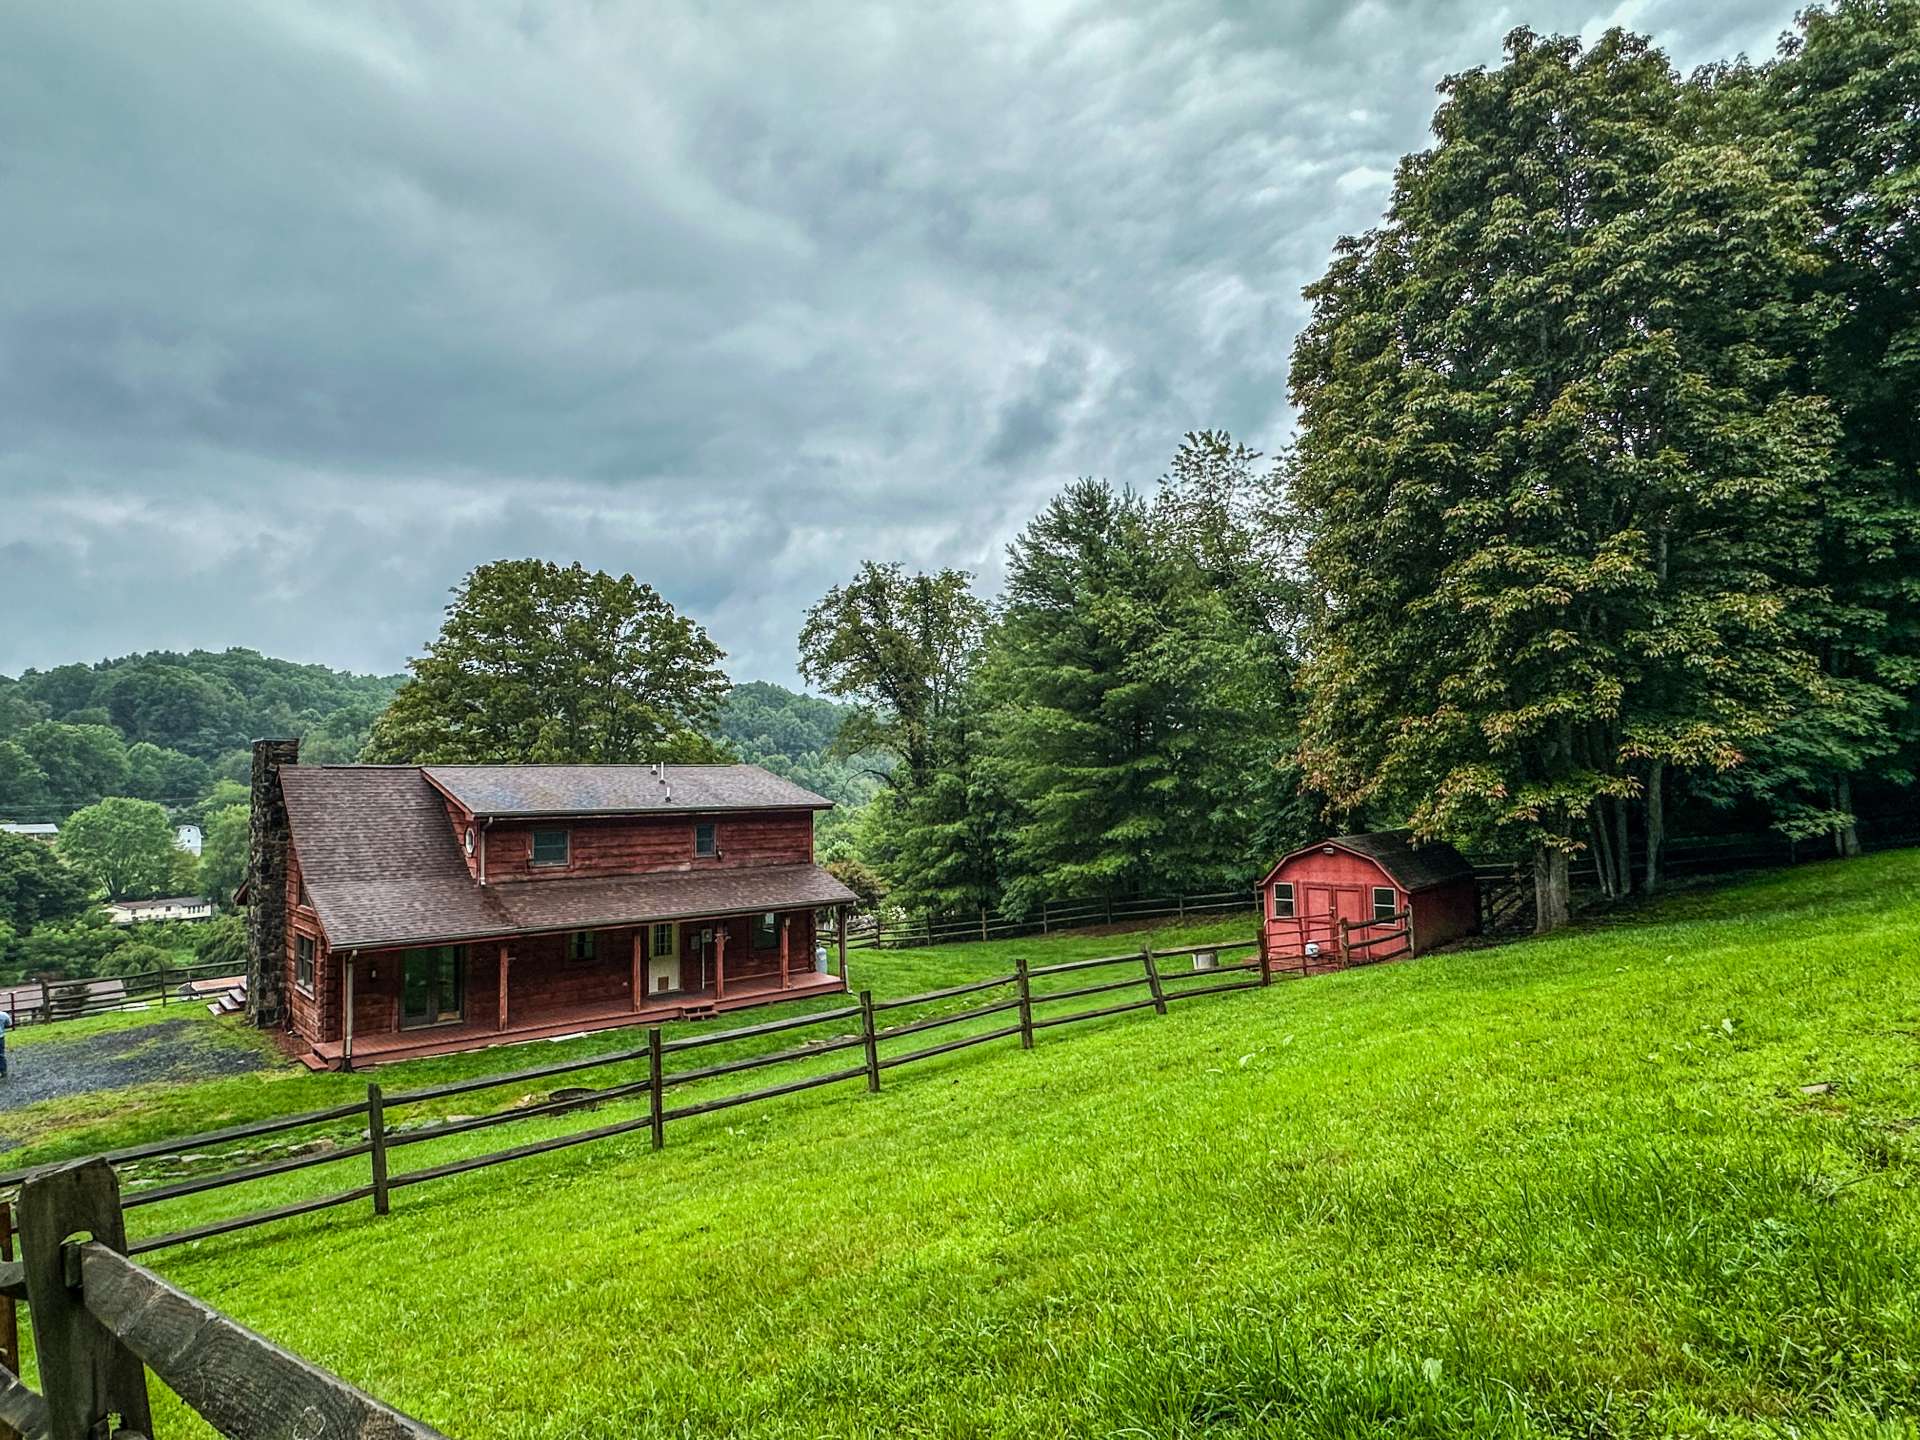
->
423, 765, 833, 818
278, 765, 856, 950
1263, 829, 1475, 893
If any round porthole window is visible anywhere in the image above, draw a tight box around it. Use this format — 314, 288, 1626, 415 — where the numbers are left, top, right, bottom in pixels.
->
464, 827, 476, 856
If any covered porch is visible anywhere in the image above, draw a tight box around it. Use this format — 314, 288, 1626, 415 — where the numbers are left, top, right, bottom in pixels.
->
304, 964, 846, 1069
310, 904, 852, 1071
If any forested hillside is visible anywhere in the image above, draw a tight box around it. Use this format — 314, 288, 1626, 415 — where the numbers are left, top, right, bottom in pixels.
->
0, 649, 404, 817
712, 681, 888, 809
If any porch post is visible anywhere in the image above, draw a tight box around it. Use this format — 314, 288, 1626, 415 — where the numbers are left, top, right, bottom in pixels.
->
342, 954, 355, 1072
714, 922, 727, 1001
836, 905, 848, 978
631, 929, 644, 1012
497, 942, 510, 1032
779, 914, 790, 991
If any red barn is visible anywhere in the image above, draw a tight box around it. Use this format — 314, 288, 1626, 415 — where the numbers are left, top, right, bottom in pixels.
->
1259, 831, 1478, 970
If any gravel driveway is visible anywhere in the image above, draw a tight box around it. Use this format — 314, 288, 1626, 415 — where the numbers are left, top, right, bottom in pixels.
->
0, 1019, 268, 1140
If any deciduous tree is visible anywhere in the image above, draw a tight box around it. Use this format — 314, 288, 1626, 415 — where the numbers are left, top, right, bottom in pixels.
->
798, 564, 987, 791
366, 560, 731, 764
1288, 28, 1834, 926
19, 721, 131, 814
198, 803, 250, 909
57, 796, 179, 900
0, 831, 91, 932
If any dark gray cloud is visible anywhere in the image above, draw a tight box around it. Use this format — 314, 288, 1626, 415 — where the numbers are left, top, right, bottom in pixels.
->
0, 0, 1801, 684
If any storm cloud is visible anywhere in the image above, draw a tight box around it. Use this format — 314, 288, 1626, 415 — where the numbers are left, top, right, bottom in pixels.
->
0, 0, 1799, 683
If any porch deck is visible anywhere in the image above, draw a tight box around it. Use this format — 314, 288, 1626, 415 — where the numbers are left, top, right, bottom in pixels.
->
301, 967, 848, 1071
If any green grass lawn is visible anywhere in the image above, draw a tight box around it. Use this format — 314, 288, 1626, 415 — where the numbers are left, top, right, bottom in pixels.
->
0, 911, 1255, 1163
17, 861, 1920, 1437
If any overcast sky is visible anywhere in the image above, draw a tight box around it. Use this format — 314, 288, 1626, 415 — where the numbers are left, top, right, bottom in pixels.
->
1, 0, 1801, 687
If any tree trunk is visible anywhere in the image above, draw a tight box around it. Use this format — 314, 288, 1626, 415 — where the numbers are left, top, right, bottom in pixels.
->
1643, 761, 1664, 893
1533, 845, 1570, 933
1614, 795, 1633, 897
1835, 774, 1862, 857
1588, 804, 1617, 901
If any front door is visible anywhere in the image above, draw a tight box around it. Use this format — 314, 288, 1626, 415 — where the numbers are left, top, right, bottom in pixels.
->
647, 922, 682, 996
401, 945, 465, 1027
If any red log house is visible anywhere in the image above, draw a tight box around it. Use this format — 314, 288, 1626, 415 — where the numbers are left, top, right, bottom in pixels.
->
1258, 831, 1478, 969
242, 740, 859, 1069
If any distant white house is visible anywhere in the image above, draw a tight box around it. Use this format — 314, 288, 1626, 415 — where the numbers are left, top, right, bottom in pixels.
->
174, 823, 204, 855
106, 895, 214, 925
1, 822, 59, 843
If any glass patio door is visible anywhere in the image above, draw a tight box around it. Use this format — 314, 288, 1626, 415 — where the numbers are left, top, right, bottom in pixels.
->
401, 945, 465, 1027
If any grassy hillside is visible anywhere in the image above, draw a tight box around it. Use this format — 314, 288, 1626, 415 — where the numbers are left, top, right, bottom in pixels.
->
0, 913, 1253, 1162
21, 856, 1920, 1436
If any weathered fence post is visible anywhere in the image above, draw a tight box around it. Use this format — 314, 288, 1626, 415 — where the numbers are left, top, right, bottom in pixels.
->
980, 908, 989, 942
1405, 909, 1416, 957
1040, 899, 1049, 935
17, 1159, 155, 1440
1337, 918, 1351, 967
1142, 947, 1166, 1016
648, 1027, 666, 1151
1177, 893, 1186, 923
1015, 958, 1034, 1049
0, 1199, 17, 1420
367, 1083, 390, 1216
859, 990, 881, 1093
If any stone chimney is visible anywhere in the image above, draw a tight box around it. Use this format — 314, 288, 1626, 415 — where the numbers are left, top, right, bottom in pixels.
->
245, 737, 299, 1028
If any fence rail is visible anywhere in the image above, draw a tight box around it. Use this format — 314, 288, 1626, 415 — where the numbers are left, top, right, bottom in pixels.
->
2, 960, 237, 1028
4, 1157, 449, 1440
1, 936, 1271, 1263
845, 824, 1920, 952
0, 932, 1287, 1439
845, 889, 1256, 950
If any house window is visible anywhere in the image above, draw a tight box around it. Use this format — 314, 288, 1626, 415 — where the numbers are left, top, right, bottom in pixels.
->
754, 912, 779, 949
530, 829, 570, 867
295, 933, 315, 994
1271, 882, 1295, 919
569, 931, 596, 962
650, 922, 676, 959
694, 821, 717, 858
1372, 887, 1398, 922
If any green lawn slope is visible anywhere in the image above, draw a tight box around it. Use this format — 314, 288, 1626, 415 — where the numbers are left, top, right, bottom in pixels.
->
30, 857, 1920, 1436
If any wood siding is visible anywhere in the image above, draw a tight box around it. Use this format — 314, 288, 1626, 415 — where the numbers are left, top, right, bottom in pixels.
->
479, 811, 815, 883
1409, 882, 1479, 953
444, 798, 479, 880
284, 846, 334, 1039
302, 907, 826, 1044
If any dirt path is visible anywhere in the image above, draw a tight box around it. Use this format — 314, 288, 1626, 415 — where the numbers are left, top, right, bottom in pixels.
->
0, 1019, 268, 1142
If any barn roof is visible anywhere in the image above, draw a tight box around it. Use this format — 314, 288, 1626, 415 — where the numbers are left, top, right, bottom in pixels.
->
278, 765, 856, 951
1261, 830, 1475, 893
423, 764, 833, 818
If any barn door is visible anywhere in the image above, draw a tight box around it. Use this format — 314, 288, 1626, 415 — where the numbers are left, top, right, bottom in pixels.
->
1301, 886, 1368, 963
1299, 885, 1339, 960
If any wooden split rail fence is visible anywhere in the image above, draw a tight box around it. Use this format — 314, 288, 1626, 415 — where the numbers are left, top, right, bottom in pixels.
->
1, 939, 1270, 1258
0, 1159, 450, 1440
845, 890, 1257, 949
0, 936, 1276, 1438
3, 961, 238, 1028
